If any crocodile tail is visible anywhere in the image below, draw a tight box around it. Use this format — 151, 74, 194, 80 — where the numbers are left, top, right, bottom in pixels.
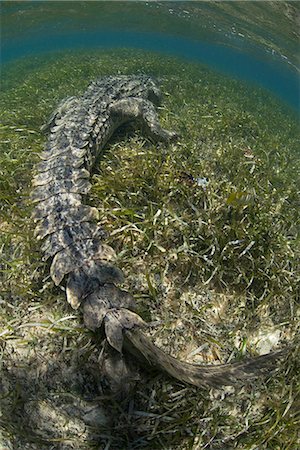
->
124, 328, 285, 388
80, 284, 285, 388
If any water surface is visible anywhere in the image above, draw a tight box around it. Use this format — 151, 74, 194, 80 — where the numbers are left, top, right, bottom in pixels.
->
1, 1, 299, 112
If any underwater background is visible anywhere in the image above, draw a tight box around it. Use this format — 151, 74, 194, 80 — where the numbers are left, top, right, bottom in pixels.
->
0, 2, 299, 449
1, 1, 300, 110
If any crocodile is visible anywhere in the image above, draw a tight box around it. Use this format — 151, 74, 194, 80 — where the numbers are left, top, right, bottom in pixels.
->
32, 75, 285, 390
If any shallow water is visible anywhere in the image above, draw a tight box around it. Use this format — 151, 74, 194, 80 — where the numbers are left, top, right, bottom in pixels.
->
1, 1, 299, 112
1, 3, 300, 449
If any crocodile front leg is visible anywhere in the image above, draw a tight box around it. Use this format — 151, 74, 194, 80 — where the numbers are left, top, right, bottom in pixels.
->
109, 97, 178, 143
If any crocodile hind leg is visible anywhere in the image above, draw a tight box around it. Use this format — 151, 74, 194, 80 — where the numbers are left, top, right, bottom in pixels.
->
109, 97, 178, 143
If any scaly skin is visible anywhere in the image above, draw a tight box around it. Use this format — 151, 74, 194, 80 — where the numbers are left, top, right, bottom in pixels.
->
32, 75, 285, 390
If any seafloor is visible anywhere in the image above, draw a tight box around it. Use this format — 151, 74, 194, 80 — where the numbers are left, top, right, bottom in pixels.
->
0, 50, 299, 449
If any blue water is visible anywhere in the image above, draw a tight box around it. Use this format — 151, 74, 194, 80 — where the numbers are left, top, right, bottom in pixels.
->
1, 3, 299, 114
2, 28, 299, 112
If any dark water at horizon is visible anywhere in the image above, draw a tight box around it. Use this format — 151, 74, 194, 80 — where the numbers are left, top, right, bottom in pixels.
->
1, 1, 300, 113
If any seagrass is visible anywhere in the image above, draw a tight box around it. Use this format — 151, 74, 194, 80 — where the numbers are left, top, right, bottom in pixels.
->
32, 75, 285, 389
